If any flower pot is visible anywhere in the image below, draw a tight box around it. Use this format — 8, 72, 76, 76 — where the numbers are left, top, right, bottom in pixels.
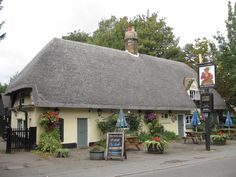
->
212, 139, 226, 145
89, 151, 104, 160
147, 144, 164, 154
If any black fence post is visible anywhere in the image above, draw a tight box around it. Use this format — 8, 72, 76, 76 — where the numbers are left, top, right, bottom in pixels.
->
29, 127, 37, 150
6, 127, 12, 153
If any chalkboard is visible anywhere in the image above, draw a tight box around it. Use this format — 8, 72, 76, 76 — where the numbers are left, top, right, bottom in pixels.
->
105, 132, 126, 160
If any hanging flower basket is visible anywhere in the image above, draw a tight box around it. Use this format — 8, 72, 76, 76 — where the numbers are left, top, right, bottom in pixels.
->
144, 112, 156, 122
39, 111, 59, 131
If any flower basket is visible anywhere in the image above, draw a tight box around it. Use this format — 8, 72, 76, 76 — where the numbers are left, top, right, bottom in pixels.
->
144, 137, 168, 154
39, 111, 59, 131
210, 132, 227, 145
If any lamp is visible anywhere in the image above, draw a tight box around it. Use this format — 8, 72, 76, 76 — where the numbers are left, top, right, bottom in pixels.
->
54, 107, 60, 115
97, 109, 102, 117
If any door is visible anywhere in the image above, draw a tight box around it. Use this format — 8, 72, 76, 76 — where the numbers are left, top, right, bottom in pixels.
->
178, 114, 184, 137
77, 118, 88, 147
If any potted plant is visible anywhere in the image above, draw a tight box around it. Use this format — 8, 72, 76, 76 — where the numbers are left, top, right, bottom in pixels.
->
144, 136, 168, 154
89, 145, 105, 160
210, 132, 227, 145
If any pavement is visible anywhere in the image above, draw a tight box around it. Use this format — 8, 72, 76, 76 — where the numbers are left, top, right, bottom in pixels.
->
0, 137, 236, 177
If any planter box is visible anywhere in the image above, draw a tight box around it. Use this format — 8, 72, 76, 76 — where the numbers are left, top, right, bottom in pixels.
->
147, 144, 164, 154
212, 140, 226, 145
89, 151, 104, 160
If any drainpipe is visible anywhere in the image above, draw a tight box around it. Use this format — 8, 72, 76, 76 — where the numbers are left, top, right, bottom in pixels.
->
19, 92, 28, 130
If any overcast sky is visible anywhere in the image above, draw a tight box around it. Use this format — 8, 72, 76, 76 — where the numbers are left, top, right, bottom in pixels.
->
0, 0, 234, 84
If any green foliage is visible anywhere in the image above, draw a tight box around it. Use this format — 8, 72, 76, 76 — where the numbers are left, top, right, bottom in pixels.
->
63, 12, 182, 60
148, 119, 164, 136
162, 131, 178, 141
62, 30, 91, 43
126, 113, 142, 132
55, 148, 69, 158
38, 129, 62, 153
0, 82, 7, 93
183, 38, 215, 70
89, 145, 105, 152
0, 0, 6, 41
144, 137, 168, 153
138, 131, 153, 142
97, 113, 118, 134
97, 113, 141, 134
95, 139, 106, 148
214, 1, 236, 107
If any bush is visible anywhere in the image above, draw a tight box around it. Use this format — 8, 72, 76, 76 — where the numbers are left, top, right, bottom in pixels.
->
97, 114, 118, 134
38, 129, 62, 153
138, 131, 153, 142
55, 148, 69, 158
149, 120, 164, 136
162, 131, 178, 141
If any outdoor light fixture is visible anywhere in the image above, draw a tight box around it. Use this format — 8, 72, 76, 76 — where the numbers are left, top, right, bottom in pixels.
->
54, 107, 60, 115
97, 109, 102, 117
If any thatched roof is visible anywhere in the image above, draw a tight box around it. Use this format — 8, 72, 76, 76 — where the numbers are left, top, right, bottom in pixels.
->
5, 38, 225, 111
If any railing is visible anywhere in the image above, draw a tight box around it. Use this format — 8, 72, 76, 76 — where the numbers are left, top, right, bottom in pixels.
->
6, 127, 36, 153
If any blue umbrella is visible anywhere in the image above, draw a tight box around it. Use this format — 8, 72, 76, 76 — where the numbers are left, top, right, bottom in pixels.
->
225, 111, 233, 135
191, 111, 200, 132
116, 109, 128, 128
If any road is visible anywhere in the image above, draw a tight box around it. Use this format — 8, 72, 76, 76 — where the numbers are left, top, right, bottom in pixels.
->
126, 156, 236, 177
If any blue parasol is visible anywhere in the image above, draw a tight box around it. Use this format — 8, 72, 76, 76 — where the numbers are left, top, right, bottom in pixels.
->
116, 109, 128, 128
191, 111, 200, 132
225, 111, 233, 135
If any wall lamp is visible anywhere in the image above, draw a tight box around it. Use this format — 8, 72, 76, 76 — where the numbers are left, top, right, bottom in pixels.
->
97, 109, 102, 117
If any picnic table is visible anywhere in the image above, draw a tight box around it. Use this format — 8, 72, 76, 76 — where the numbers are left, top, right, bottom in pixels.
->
125, 135, 141, 150
183, 131, 205, 144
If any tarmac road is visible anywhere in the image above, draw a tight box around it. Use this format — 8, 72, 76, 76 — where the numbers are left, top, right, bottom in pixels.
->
1, 138, 236, 177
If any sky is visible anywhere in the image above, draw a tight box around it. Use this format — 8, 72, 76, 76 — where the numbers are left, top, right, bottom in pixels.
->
0, 0, 234, 84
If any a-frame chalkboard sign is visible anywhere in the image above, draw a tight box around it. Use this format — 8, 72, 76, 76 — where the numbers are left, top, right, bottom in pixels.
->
105, 132, 126, 160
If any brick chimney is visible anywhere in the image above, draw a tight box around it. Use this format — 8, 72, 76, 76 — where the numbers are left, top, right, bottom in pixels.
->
125, 25, 138, 55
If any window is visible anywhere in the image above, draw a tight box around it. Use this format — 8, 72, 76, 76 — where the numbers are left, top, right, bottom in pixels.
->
17, 119, 25, 129
189, 90, 200, 100
185, 114, 193, 128
161, 113, 168, 119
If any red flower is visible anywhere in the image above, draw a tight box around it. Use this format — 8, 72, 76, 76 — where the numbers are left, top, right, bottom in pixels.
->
152, 137, 161, 142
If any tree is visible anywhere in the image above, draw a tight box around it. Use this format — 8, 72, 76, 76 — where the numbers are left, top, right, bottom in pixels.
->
183, 38, 215, 70
63, 13, 182, 60
0, 0, 6, 41
0, 82, 7, 93
214, 1, 236, 107
62, 30, 91, 43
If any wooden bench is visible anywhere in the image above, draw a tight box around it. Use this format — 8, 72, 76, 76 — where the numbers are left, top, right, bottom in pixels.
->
125, 136, 141, 150
183, 132, 204, 144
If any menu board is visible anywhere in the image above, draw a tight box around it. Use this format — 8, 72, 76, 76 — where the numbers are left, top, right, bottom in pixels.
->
105, 132, 126, 160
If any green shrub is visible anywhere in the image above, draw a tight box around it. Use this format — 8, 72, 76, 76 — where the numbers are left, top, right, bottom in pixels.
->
126, 113, 141, 132
97, 114, 118, 134
38, 129, 62, 153
149, 120, 164, 136
95, 139, 106, 148
162, 131, 178, 141
55, 148, 69, 158
138, 132, 153, 142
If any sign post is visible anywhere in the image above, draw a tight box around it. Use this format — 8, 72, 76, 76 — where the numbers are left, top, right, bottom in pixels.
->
198, 63, 216, 151
105, 132, 126, 160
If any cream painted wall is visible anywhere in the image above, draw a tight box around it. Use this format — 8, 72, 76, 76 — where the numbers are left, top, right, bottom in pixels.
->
10, 94, 182, 145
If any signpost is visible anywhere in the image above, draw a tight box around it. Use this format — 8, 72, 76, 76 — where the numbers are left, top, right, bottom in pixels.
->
198, 62, 216, 151
105, 132, 126, 160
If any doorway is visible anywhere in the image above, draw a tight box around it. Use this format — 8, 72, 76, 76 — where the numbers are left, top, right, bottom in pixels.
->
77, 118, 88, 147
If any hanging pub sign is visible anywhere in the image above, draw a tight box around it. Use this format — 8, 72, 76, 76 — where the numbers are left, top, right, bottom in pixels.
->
105, 132, 126, 160
200, 93, 214, 113
198, 63, 216, 88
